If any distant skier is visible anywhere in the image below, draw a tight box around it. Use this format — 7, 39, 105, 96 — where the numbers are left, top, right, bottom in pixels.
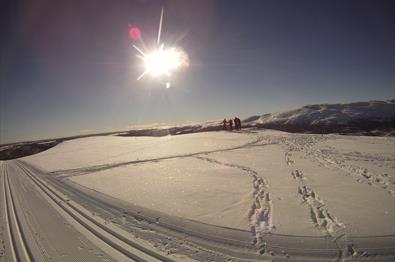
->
235, 117, 241, 130
222, 118, 227, 130
234, 117, 240, 130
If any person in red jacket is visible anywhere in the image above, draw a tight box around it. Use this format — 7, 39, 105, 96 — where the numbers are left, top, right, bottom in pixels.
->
222, 118, 227, 130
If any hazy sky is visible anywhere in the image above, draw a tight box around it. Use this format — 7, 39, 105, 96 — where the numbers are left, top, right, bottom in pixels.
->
1, 0, 394, 143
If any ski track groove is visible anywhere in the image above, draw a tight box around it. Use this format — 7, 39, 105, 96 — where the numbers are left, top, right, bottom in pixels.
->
2, 163, 34, 262
14, 161, 174, 262
193, 155, 273, 255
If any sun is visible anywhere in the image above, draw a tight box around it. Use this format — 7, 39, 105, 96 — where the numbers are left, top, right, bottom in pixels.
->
132, 8, 189, 83
134, 45, 188, 80
143, 47, 184, 77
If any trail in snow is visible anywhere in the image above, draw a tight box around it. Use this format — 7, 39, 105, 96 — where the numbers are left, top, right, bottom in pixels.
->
193, 156, 273, 254
285, 151, 346, 236
293, 170, 345, 237
268, 134, 395, 197
285, 150, 374, 260
306, 148, 395, 197
51, 135, 270, 178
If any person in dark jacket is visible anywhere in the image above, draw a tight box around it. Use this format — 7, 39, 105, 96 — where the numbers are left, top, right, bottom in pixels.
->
228, 119, 233, 130
237, 117, 242, 130
234, 117, 241, 130
234, 117, 239, 130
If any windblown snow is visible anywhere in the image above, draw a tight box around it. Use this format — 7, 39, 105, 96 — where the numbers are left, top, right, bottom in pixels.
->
23, 129, 395, 239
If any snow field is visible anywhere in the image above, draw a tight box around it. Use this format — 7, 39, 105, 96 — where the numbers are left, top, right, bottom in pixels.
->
25, 132, 255, 172
70, 157, 252, 230
23, 130, 395, 241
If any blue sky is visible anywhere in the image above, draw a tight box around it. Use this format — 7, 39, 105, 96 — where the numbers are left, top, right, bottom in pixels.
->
1, 0, 394, 143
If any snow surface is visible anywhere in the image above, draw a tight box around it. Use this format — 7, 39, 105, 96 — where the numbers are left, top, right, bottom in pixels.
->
71, 158, 252, 230
23, 130, 395, 239
24, 132, 255, 172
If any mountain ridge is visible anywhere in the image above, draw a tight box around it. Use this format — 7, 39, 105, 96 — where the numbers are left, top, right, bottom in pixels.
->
243, 99, 395, 136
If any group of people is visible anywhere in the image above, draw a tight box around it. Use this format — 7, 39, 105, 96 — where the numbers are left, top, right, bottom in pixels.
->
222, 117, 242, 130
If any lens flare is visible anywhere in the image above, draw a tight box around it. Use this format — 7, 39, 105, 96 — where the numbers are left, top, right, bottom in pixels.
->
129, 26, 141, 41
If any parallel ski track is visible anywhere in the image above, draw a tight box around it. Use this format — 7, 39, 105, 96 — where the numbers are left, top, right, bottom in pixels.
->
13, 161, 173, 262
2, 163, 34, 262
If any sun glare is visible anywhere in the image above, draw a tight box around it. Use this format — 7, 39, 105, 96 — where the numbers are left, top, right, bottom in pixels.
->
132, 8, 189, 84
144, 47, 183, 77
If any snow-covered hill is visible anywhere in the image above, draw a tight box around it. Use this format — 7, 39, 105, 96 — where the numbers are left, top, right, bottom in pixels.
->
2, 100, 395, 160
244, 100, 395, 135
